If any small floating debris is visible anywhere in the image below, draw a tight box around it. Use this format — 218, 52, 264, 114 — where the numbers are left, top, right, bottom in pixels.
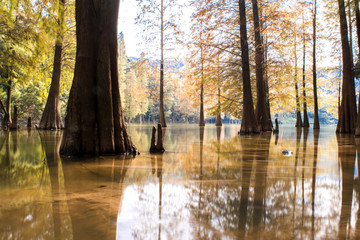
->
282, 150, 293, 156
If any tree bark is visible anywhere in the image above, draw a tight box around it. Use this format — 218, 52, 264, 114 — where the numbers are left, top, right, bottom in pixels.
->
252, 0, 272, 132
2, 79, 12, 129
39, 0, 65, 130
313, 0, 320, 130
60, 0, 136, 156
302, 17, 309, 128
337, 0, 356, 133
294, 35, 303, 128
150, 123, 165, 153
158, 0, 167, 128
216, 56, 222, 127
239, 0, 259, 134
10, 105, 18, 130
354, 0, 360, 135
199, 22, 205, 127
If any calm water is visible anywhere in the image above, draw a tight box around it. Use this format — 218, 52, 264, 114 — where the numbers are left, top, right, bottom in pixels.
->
0, 124, 359, 239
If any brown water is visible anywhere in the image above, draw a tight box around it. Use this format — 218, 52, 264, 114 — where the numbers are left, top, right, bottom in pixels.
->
0, 124, 359, 239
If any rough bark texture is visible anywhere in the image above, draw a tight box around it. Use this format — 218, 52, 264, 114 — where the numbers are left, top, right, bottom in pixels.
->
239, 0, 259, 134
39, 0, 65, 130
60, 0, 136, 156
337, 0, 357, 133
150, 123, 165, 153
10, 105, 18, 130
158, 0, 167, 128
312, 0, 320, 130
252, 0, 272, 132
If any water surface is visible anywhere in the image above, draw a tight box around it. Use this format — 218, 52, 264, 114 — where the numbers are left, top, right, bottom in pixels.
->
0, 124, 359, 239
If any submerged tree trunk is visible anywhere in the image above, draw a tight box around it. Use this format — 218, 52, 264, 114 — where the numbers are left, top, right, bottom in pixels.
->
302, 18, 309, 128
252, 0, 272, 132
158, 0, 167, 128
313, 0, 320, 130
294, 36, 303, 128
39, 0, 65, 130
60, 0, 136, 156
337, 0, 356, 133
239, 0, 259, 134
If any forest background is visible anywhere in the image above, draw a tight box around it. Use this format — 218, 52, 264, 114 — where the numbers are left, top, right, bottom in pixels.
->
0, 0, 349, 126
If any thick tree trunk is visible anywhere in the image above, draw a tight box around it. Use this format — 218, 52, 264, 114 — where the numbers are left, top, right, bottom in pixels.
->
239, 0, 259, 134
313, 0, 320, 130
10, 105, 18, 130
354, 0, 360, 135
60, 0, 136, 156
158, 0, 167, 128
302, 22, 309, 128
39, 0, 65, 130
252, 0, 272, 132
294, 36, 303, 128
2, 80, 12, 129
337, 0, 356, 133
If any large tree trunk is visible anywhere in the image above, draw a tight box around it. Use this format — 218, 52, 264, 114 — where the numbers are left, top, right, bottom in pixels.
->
354, 0, 360, 135
313, 0, 320, 130
2, 80, 12, 129
302, 19, 309, 128
252, 0, 272, 132
337, 0, 356, 133
239, 0, 259, 134
158, 0, 167, 128
39, 0, 65, 130
10, 105, 18, 130
60, 0, 136, 156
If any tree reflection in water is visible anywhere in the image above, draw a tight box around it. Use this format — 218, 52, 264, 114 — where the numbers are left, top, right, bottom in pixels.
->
337, 134, 356, 239
3, 126, 360, 239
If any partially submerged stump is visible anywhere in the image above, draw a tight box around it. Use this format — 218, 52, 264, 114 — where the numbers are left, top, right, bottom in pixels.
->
150, 123, 165, 153
273, 118, 279, 133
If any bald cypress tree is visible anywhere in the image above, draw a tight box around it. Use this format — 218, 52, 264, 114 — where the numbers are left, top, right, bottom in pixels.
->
60, 0, 136, 156
239, 0, 259, 134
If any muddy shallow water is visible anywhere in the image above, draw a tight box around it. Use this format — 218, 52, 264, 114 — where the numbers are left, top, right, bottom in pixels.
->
0, 124, 359, 239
